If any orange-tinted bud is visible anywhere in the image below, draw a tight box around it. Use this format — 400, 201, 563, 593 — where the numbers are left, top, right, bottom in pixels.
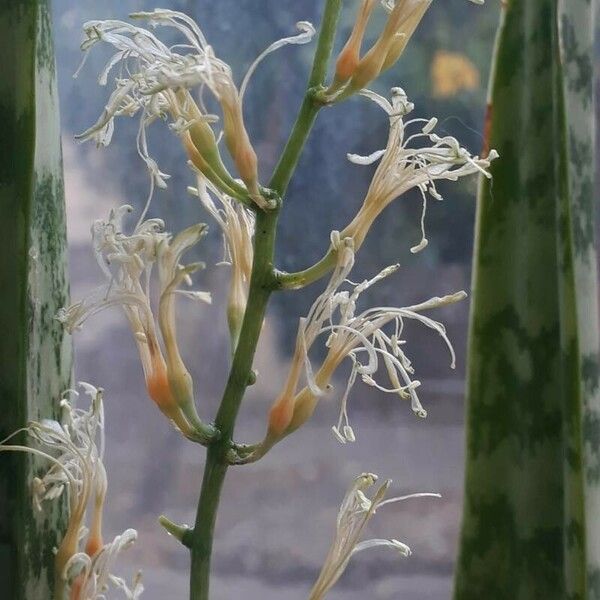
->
335, 46, 360, 84
351, 0, 431, 92
268, 397, 295, 438
333, 0, 377, 86
145, 360, 176, 412
285, 388, 319, 435
220, 93, 264, 203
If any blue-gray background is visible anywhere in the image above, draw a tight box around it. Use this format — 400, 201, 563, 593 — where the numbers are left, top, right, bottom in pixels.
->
52, 2, 600, 598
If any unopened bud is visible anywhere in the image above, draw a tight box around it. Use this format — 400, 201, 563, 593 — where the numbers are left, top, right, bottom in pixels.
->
188, 118, 219, 158
227, 301, 245, 352
383, 1, 432, 71
268, 396, 295, 438
85, 534, 103, 558
145, 356, 177, 413
332, 0, 377, 88
221, 94, 264, 206
350, 0, 432, 92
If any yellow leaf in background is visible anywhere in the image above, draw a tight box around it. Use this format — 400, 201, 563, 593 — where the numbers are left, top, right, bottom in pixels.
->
431, 50, 480, 98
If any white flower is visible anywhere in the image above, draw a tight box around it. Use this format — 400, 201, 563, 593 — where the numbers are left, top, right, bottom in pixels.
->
0, 384, 141, 599
56, 207, 213, 441
342, 87, 498, 252
64, 530, 143, 600
76, 10, 315, 208
308, 473, 439, 600
267, 237, 465, 444
188, 173, 255, 349
1, 383, 104, 517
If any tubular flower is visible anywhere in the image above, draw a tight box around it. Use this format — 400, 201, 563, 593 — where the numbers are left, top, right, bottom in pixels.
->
188, 174, 255, 350
309, 473, 440, 600
341, 88, 498, 253
0, 383, 142, 600
76, 9, 315, 209
56, 206, 214, 442
246, 233, 465, 460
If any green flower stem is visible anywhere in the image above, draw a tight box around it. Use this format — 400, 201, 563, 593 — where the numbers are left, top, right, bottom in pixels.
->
269, 0, 342, 196
274, 246, 337, 290
188, 2, 342, 598
189, 208, 276, 600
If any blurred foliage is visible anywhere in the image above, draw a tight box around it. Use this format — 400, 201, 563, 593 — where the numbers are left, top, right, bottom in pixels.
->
431, 51, 479, 98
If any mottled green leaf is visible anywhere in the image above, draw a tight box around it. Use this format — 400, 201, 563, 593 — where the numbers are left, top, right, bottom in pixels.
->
0, 1, 71, 598
454, 0, 598, 598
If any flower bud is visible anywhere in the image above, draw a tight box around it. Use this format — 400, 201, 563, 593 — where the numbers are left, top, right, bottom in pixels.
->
332, 0, 377, 89
227, 295, 246, 351
349, 0, 432, 92
145, 353, 177, 413
381, 0, 432, 72
221, 91, 263, 204
267, 395, 296, 438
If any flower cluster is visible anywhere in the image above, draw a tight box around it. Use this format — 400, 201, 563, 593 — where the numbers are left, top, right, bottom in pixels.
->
309, 472, 439, 600
234, 232, 465, 462
76, 10, 315, 209
0, 383, 142, 600
342, 87, 498, 253
56, 207, 214, 442
53, 3, 495, 598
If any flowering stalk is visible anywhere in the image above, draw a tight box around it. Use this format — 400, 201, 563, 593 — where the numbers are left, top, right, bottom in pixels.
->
189, 3, 343, 598
55, 2, 491, 599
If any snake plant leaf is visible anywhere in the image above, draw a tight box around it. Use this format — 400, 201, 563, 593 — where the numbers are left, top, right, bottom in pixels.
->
454, 0, 598, 598
0, 1, 71, 598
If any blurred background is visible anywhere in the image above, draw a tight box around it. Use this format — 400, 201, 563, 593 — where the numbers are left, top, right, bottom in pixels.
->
51, 1, 600, 598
